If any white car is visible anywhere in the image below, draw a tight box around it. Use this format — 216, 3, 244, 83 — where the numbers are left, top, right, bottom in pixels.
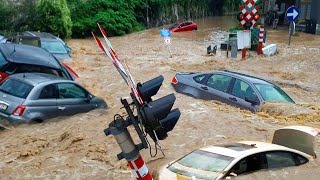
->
159, 126, 319, 180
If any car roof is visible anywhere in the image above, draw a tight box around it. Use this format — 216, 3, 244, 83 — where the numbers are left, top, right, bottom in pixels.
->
201, 70, 272, 85
0, 43, 61, 69
9, 73, 69, 86
23, 31, 57, 39
200, 141, 311, 159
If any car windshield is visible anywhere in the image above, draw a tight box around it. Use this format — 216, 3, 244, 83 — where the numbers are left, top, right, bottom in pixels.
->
178, 150, 234, 172
41, 41, 67, 54
0, 78, 33, 98
254, 84, 294, 103
168, 150, 234, 179
171, 23, 179, 28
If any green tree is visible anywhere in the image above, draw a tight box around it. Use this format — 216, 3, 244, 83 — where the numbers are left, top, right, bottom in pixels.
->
35, 0, 72, 38
70, 0, 144, 37
0, 0, 16, 33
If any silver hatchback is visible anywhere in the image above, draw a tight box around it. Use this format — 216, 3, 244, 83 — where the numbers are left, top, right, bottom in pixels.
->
0, 73, 107, 123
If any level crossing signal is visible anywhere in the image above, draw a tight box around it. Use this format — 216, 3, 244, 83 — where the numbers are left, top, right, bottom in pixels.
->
237, 0, 261, 29
137, 75, 181, 141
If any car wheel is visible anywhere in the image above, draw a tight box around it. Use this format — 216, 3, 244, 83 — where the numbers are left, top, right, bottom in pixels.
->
192, 28, 197, 31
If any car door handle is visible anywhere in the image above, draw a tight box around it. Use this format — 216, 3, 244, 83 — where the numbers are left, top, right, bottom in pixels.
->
58, 106, 66, 110
229, 97, 237, 102
201, 86, 208, 90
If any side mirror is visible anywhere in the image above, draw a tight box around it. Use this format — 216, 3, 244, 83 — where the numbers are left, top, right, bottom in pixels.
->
245, 97, 258, 105
85, 94, 93, 103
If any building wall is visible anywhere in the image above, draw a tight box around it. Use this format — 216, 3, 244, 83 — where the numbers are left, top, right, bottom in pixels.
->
311, 0, 320, 34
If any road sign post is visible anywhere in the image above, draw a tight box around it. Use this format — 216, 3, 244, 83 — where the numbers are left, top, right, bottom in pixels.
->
288, 22, 296, 46
160, 29, 172, 58
285, 6, 300, 47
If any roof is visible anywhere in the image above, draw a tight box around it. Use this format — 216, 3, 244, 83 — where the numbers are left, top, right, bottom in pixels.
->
277, 126, 320, 136
200, 141, 311, 159
9, 73, 68, 86
23, 31, 57, 39
0, 43, 61, 69
204, 70, 272, 85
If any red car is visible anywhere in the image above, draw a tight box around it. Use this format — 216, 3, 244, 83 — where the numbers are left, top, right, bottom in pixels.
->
169, 21, 198, 32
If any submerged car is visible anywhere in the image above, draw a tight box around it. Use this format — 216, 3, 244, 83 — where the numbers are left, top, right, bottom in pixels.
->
6, 35, 41, 47
171, 70, 295, 112
169, 21, 198, 32
159, 126, 319, 180
22, 31, 72, 61
0, 43, 78, 83
0, 73, 107, 123
0, 35, 6, 43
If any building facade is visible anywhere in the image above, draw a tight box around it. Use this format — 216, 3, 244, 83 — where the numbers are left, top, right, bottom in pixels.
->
263, 0, 319, 34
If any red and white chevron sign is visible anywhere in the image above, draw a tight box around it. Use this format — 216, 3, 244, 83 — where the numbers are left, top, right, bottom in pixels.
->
243, 0, 256, 8
239, 0, 260, 28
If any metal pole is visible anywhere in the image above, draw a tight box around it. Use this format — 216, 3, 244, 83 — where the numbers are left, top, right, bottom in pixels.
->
105, 118, 153, 180
288, 22, 295, 47
167, 45, 172, 58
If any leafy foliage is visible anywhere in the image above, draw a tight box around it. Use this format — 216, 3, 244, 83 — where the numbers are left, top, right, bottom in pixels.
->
0, 0, 233, 38
69, 0, 145, 37
35, 0, 72, 38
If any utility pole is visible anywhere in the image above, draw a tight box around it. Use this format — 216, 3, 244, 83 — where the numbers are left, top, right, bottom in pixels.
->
146, 0, 149, 28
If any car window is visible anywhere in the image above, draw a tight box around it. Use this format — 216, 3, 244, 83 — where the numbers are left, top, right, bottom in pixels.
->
180, 23, 187, 27
266, 151, 296, 168
14, 64, 62, 77
175, 150, 234, 172
0, 51, 8, 69
292, 153, 308, 165
4, 63, 17, 74
229, 153, 266, 176
193, 74, 206, 83
41, 41, 68, 54
39, 84, 58, 99
57, 83, 87, 99
206, 74, 232, 93
0, 78, 33, 98
254, 84, 294, 103
232, 79, 258, 101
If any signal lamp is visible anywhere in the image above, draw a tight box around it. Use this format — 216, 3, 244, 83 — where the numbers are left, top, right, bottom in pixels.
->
253, 14, 260, 21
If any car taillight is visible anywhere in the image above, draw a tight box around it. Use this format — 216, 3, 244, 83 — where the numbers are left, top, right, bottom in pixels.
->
172, 76, 178, 84
12, 105, 26, 116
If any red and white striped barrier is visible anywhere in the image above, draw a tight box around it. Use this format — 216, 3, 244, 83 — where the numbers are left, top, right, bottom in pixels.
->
258, 25, 264, 55
128, 155, 153, 180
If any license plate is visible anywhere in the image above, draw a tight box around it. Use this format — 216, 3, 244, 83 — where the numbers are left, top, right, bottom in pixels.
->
0, 103, 8, 111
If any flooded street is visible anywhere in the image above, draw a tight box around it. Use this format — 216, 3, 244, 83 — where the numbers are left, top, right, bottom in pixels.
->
0, 16, 320, 179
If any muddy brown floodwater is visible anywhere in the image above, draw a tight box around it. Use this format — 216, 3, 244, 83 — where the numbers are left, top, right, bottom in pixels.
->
0, 17, 320, 180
